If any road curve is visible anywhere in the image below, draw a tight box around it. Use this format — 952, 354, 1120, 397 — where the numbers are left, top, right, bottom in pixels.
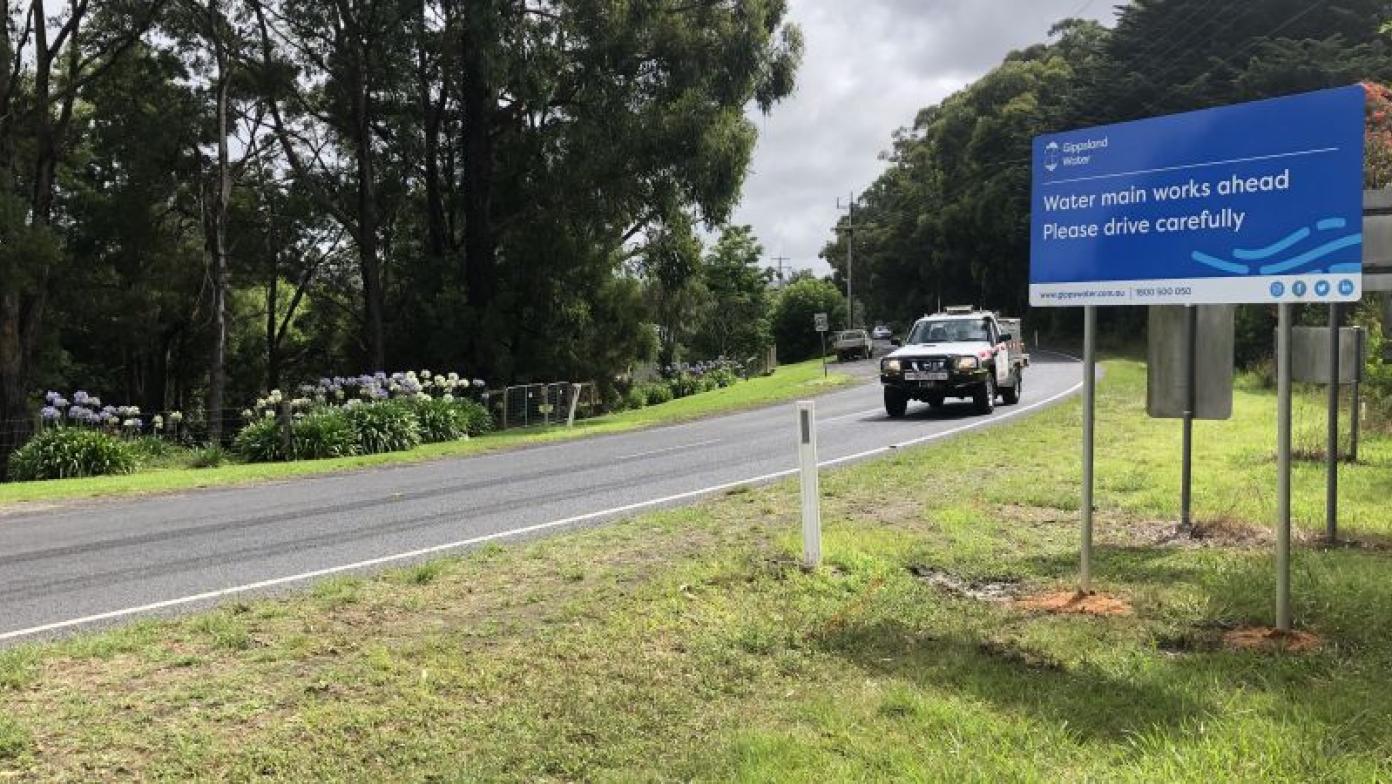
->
0, 351, 1082, 643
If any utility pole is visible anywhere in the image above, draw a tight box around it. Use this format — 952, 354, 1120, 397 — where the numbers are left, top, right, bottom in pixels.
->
837, 193, 856, 329
772, 255, 790, 284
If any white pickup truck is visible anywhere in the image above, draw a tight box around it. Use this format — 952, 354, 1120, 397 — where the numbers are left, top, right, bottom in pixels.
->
879, 308, 1027, 417
833, 329, 874, 361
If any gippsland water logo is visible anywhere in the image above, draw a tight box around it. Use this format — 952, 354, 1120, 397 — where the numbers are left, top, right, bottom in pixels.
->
1044, 142, 1060, 172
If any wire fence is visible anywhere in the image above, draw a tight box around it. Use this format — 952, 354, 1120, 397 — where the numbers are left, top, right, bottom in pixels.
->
0, 409, 248, 448
482, 382, 600, 431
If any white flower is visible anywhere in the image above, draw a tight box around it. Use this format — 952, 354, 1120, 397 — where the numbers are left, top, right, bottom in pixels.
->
153, 415, 165, 430
264, 410, 275, 419
242, 409, 255, 420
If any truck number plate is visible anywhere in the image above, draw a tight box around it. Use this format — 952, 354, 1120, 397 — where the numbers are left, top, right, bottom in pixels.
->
905, 371, 948, 381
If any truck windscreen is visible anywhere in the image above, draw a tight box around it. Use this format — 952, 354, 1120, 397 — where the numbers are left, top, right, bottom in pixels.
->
909, 318, 990, 344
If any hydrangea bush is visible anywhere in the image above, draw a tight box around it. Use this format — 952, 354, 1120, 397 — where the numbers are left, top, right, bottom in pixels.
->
9, 428, 138, 481
235, 369, 490, 463
38, 390, 185, 440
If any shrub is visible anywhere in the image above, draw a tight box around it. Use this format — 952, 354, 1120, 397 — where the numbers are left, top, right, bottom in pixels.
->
696, 375, 719, 393
709, 368, 739, 388
8, 428, 138, 481
668, 373, 698, 398
190, 445, 231, 469
624, 386, 648, 411
128, 436, 178, 461
414, 398, 470, 443
344, 401, 421, 454
233, 417, 286, 462
292, 409, 358, 459
644, 383, 674, 406
456, 399, 494, 436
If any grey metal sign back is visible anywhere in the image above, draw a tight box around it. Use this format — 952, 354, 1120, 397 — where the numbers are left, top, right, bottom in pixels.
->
813, 312, 829, 332
1147, 305, 1236, 420
1290, 327, 1366, 385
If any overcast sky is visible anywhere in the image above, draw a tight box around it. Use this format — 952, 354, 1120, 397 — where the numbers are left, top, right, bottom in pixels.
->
734, 0, 1118, 277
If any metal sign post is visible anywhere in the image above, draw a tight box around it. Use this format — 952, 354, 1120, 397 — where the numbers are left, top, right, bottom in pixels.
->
1181, 305, 1197, 530
1081, 305, 1096, 594
1290, 323, 1367, 545
1276, 303, 1293, 632
1147, 305, 1235, 529
1327, 305, 1341, 543
1352, 327, 1363, 461
796, 400, 822, 569
814, 312, 829, 378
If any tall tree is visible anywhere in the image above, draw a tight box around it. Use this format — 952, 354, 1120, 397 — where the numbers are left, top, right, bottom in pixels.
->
0, 0, 166, 476
693, 225, 772, 362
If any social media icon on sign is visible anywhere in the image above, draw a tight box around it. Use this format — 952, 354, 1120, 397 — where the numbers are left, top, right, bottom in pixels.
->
1315, 280, 1331, 296
1292, 281, 1307, 297
1339, 279, 1355, 296
1270, 282, 1285, 297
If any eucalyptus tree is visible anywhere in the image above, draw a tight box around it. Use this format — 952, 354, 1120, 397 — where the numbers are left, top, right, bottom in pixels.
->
0, 0, 166, 476
249, 0, 417, 373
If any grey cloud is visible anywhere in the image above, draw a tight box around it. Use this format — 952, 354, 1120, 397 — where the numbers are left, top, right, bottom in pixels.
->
733, 0, 1116, 276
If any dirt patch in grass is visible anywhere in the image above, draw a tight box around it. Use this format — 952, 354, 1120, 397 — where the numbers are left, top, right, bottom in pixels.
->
995, 504, 1073, 526
1222, 627, 1322, 653
1105, 517, 1316, 550
1015, 590, 1133, 616
909, 565, 1018, 602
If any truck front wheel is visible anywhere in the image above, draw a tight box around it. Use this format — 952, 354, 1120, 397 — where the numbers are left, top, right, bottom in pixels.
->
973, 376, 996, 415
884, 387, 908, 418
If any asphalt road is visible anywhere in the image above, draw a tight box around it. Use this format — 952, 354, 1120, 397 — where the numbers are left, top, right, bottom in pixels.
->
0, 351, 1082, 643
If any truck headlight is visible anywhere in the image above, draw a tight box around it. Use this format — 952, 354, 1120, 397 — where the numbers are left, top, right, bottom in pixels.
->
955, 356, 978, 370
882, 359, 901, 373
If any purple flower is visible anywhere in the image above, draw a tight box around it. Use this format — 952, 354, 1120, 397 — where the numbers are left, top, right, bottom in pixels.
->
41, 406, 60, 422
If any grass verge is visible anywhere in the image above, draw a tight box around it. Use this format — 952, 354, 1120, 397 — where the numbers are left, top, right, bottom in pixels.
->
3, 359, 1391, 780
0, 358, 853, 509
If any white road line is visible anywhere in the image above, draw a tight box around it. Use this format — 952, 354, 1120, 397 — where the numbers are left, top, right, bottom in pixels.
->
0, 369, 1083, 643
617, 439, 723, 461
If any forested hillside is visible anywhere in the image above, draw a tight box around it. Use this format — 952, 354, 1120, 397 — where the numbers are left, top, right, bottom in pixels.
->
823, 0, 1392, 338
0, 0, 802, 474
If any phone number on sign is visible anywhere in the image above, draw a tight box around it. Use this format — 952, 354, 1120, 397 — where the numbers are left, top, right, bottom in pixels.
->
1133, 286, 1193, 299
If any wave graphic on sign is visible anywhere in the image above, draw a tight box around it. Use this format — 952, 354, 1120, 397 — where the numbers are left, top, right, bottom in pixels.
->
1190, 217, 1361, 276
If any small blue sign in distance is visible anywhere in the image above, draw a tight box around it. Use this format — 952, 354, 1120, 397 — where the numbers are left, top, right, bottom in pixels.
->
1030, 86, 1366, 306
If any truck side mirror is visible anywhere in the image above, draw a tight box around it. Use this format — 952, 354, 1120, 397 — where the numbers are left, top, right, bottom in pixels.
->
998, 333, 1012, 343
891, 338, 902, 347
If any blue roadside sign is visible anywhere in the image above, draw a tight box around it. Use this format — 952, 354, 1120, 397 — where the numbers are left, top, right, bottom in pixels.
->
1030, 86, 1366, 307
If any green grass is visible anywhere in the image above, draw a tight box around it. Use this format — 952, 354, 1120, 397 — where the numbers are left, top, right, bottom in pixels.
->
0, 358, 852, 508
4, 359, 1392, 781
